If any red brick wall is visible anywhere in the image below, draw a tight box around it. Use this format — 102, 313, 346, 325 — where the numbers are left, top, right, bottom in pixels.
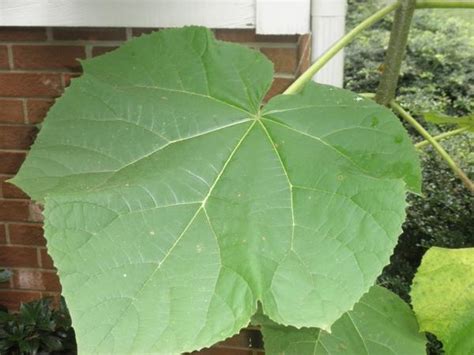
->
0, 26, 310, 353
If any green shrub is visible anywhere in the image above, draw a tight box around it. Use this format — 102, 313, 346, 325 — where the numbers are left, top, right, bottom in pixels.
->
345, 1, 473, 116
0, 298, 76, 354
345, 2, 474, 354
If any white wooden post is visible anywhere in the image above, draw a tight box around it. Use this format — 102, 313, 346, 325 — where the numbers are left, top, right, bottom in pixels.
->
311, 0, 347, 87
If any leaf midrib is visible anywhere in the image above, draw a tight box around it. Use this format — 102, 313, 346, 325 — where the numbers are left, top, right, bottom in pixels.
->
92, 120, 257, 351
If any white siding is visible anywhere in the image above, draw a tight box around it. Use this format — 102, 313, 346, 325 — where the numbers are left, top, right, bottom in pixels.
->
0, 0, 310, 34
0, 0, 255, 29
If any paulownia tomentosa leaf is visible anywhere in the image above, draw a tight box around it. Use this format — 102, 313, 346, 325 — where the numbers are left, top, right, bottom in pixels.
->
11, 27, 421, 353
411, 247, 474, 354
255, 286, 426, 355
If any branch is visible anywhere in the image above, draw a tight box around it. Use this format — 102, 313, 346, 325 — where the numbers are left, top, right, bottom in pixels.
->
375, 0, 417, 105
283, 2, 400, 95
415, 127, 469, 148
390, 101, 474, 192
416, 0, 474, 8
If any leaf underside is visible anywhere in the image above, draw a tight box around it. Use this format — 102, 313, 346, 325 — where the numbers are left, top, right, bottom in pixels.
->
411, 247, 474, 354
12, 27, 421, 353
256, 286, 426, 355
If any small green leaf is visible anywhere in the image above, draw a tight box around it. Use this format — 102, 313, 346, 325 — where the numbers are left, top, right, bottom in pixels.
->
257, 286, 426, 355
411, 247, 474, 354
0, 269, 12, 283
424, 112, 474, 132
11, 27, 421, 353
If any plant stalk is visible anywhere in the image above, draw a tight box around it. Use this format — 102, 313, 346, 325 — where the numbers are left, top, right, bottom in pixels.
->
375, 0, 417, 105
390, 101, 474, 192
416, 0, 474, 8
283, 1, 400, 95
415, 127, 469, 148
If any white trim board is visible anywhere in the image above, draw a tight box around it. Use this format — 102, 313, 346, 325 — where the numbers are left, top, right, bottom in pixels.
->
0, 0, 310, 34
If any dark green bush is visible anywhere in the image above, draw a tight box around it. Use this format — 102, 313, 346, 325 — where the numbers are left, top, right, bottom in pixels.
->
345, 1, 473, 116
0, 298, 76, 354
345, 2, 473, 354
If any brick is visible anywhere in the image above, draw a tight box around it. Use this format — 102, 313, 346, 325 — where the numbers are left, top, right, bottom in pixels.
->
0, 200, 30, 222
0, 73, 63, 97
40, 291, 61, 307
39, 248, 55, 269
0, 245, 38, 267
0, 224, 6, 243
0, 45, 9, 69
12, 269, 61, 292
214, 29, 257, 43
29, 203, 44, 223
265, 77, 293, 100
132, 28, 160, 37
12, 45, 85, 70
3, 181, 29, 199
0, 125, 38, 150
0, 28, 47, 41
1, 176, 29, 199
0, 151, 26, 174
92, 46, 119, 57
0, 276, 11, 288
0, 99, 24, 123
8, 224, 44, 246
260, 47, 297, 74
63, 72, 82, 88
214, 29, 297, 44
53, 28, 126, 41
26, 99, 54, 124
218, 329, 263, 350
297, 34, 311, 76
256, 34, 298, 43
0, 290, 42, 311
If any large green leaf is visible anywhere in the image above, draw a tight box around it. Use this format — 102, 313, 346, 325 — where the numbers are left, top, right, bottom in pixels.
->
411, 247, 474, 354
12, 27, 421, 353
256, 286, 426, 354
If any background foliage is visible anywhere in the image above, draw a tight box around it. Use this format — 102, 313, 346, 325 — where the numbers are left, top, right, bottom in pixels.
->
0, 298, 76, 354
345, 1, 474, 353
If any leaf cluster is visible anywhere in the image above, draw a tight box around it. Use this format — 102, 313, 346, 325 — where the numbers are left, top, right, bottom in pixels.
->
0, 298, 76, 355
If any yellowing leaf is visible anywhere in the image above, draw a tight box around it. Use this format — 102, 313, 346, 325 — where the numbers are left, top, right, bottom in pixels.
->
411, 247, 474, 354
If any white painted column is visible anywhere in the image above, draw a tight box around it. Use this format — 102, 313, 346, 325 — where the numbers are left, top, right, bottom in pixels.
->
256, 0, 311, 35
311, 0, 347, 87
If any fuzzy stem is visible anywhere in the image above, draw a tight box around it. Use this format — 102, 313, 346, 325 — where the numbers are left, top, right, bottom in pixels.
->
391, 101, 474, 192
375, 0, 417, 105
283, 2, 400, 95
416, 0, 474, 8
415, 127, 469, 148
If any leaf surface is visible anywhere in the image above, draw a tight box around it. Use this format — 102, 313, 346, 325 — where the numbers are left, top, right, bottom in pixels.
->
411, 247, 474, 354
12, 27, 421, 353
256, 286, 426, 355
424, 112, 474, 132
